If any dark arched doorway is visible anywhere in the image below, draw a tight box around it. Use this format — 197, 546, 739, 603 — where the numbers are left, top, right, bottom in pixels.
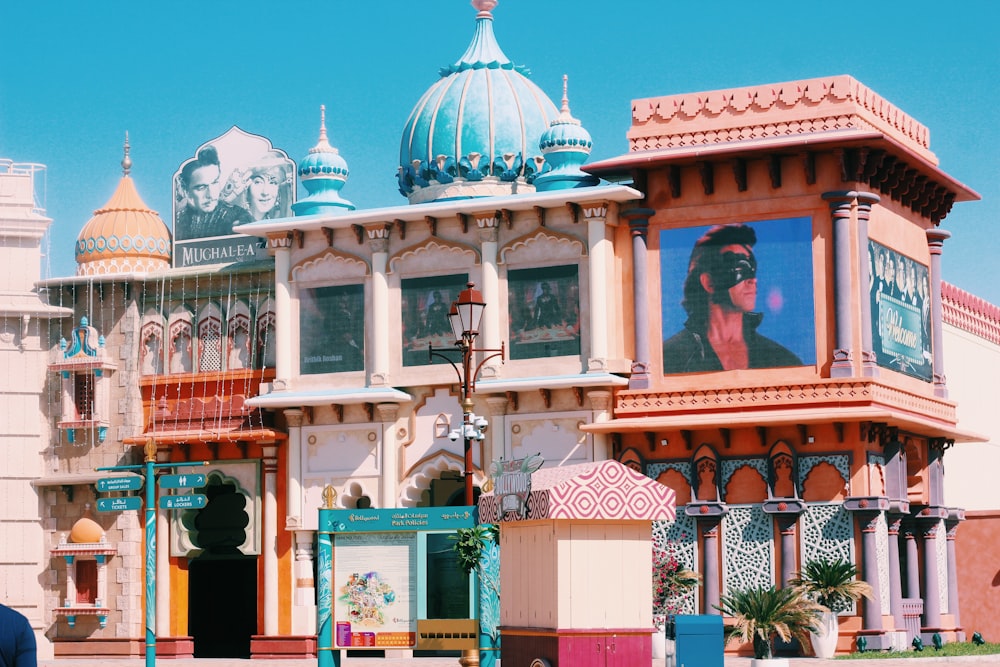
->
186, 476, 256, 658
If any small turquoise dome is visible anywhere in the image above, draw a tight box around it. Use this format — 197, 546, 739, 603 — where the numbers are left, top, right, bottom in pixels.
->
398, 0, 559, 203
293, 105, 355, 216
534, 75, 599, 192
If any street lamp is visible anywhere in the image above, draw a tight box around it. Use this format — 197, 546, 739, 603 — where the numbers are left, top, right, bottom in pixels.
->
429, 282, 504, 506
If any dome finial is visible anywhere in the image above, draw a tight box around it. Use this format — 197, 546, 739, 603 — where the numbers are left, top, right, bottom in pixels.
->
121, 131, 132, 176
472, 0, 497, 19
561, 74, 571, 115
319, 104, 328, 144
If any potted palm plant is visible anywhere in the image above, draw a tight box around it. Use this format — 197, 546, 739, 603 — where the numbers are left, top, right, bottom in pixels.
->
789, 558, 874, 659
716, 584, 824, 666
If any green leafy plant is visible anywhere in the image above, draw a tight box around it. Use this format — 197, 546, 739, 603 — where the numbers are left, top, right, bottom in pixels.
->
716, 585, 824, 660
789, 557, 874, 613
450, 524, 499, 574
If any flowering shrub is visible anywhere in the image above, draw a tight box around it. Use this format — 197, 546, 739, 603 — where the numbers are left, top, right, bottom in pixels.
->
653, 547, 701, 617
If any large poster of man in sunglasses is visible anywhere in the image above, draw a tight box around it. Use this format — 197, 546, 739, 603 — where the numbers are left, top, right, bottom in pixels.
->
661, 219, 815, 374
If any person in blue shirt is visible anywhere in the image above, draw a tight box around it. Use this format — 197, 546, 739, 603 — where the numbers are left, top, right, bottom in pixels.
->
0, 603, 36, 667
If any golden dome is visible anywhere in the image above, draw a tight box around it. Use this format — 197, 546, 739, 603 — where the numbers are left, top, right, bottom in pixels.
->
76, 135, 171, 275
68, 516, 104, 544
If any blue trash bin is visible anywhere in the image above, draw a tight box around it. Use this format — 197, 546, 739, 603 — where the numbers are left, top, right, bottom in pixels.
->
674, 614, 723, 667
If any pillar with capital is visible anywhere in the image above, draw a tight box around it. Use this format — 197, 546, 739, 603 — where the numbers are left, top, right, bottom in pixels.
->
622, 207, 654, 389
845, 497, 888, 643
926, 229, 950, 397
685, 504, 727, 614
823, 191, 856, 377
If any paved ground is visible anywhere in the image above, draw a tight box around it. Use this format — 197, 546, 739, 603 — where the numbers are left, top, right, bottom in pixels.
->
36, 654, 1000, 667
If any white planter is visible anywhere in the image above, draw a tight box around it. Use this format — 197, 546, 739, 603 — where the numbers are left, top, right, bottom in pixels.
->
750, 659, 789, 667
809, 609, 839, 658
652, 627, 666, 658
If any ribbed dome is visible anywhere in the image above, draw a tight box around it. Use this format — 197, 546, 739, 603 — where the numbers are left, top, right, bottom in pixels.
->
69, 516, 104, 544
398, 0, 559, 203
76, 138, 171, 275
535, 75, 599, 192
292, 105, 355, 216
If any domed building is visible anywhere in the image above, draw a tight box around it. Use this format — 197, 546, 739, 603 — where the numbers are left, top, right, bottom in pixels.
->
397, 0, 560, 203
75, 137, 171, 276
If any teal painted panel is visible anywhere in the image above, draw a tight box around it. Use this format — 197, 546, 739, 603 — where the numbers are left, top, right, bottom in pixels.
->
320, 506, 476, 534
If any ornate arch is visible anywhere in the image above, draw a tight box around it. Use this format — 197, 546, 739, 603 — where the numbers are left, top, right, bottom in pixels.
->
398, 451, 485, 508
500, 228, 585, 265
388, 237, 479, 275
292, 247, 369, 283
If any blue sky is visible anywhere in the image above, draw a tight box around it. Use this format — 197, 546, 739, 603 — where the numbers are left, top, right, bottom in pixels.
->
1, 1, 997, 303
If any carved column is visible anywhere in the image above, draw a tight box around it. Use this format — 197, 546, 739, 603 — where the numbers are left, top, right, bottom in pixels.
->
845, 497, 888, 634
369, 225, 392, 387
269, 233, 293, 385
622, 208, 655, 389
916, 508, 948, 632
945, 509, 965, 638
292, 530, 317, 635
485, 395, 509, 465
823, 192, 856, 377
377, 403, 400, 508
262, 444, 279, 636
479, 216, 501, 378
903, 520, 920, 600
762, 500, 805, 587
586, 390, 612, 461
857, 193, 880, 375
584, 204, 610, 373
686, 503, 727, 615
886, 511, 907, 631
284, 408, 304, 528
926, 229, 950, 397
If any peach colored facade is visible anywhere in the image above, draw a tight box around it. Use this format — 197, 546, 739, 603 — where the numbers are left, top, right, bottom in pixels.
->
586, 75, 980, 655
942, 285, 1000, 641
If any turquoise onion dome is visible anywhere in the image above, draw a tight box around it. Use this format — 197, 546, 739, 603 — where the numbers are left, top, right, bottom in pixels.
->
293, 105, 355, 216
398, 0, 559, 203
534, 75, 599, 191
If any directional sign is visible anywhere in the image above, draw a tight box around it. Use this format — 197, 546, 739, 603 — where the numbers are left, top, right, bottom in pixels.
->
159, 494, 207, 510
97, 496, 143, 512
159, 473, 207, 489
97, 476, 144, 493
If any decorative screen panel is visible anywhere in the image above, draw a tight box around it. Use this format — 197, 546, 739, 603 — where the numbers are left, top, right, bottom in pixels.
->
801, 503, 855, 613
722, 505, 774, 595
653, 513, 699, 614
937, 519, 948, 613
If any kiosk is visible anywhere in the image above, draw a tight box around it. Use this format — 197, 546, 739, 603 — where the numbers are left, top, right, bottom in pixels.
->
480, 459, 676, 666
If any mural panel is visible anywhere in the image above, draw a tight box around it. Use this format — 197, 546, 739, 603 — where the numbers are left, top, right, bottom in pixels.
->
507, 264, 580, 360
661, 218, 815, 374
401, 274, 468, 367
300, 284, 365, 374
869, 240, 932, 381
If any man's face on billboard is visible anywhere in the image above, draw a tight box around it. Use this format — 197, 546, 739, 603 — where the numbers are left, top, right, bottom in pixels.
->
187, 163, 221, 213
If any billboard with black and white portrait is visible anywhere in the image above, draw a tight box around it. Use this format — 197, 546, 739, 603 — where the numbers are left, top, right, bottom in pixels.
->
172, 126, 295, 268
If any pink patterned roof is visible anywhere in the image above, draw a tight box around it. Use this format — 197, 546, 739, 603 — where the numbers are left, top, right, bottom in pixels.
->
479, 459, 676, 523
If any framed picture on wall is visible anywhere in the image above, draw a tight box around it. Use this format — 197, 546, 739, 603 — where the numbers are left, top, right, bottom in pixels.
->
299, 284, 365, 374
401, 274, 469, 366
868, 240, 932, 381
660, 218, 816, 374
507, 265, 581, 360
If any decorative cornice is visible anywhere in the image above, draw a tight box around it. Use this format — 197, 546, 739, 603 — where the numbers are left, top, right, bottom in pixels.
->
942, 281, 1000, 346
613, 378, 957, 425
630, 76, 931, 160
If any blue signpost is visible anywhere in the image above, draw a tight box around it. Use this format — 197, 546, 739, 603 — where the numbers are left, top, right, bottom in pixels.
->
96, 440, 210, 667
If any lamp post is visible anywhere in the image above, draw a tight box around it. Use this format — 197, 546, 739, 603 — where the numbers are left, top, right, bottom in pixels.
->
429, 282, 504, 506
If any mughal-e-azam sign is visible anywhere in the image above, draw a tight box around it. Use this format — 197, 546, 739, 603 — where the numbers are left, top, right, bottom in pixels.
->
172, 126, 295, 269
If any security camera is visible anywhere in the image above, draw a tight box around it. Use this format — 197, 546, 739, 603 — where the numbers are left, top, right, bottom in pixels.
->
448, 429, 460, 442
474, 415, 488, 431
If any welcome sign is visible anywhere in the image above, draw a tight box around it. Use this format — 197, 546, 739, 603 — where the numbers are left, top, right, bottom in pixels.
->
868, 240, 932, 381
